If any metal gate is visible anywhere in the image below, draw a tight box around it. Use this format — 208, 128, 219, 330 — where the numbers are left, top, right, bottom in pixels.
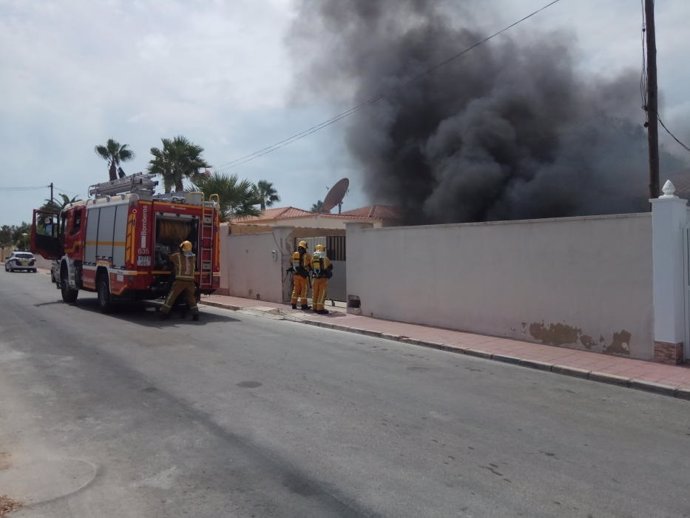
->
292, 235, 346, 303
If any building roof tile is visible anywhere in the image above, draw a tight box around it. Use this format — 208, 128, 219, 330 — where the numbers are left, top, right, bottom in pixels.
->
231, 205, 400, 224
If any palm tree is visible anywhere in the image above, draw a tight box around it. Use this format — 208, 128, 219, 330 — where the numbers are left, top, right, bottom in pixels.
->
311, 200, 325, 213
41, 194, 81, 213
191, 173, 261, 221
148, 136, 210, 193
253, 180, 281, 211
95, 139, 134, 181
0, 225, 13, 246
1, 224, 28, 246
11, 222, 30, 249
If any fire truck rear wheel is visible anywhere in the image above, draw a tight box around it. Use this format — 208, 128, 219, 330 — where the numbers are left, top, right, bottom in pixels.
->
60, 266, 78, 303
97, 273, 113, 313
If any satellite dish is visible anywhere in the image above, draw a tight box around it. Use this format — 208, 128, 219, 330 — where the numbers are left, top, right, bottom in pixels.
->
322, 178, 349, 214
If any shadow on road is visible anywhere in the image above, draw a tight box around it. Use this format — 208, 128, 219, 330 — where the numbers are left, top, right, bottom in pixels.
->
63, 296, 240, 327
33, 300, 66, 308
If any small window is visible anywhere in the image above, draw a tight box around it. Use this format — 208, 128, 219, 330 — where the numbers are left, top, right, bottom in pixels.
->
71, 209, 82, 234
41, 216, 55, 238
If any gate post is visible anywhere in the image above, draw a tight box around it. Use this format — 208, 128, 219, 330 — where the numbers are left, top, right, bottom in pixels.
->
273, 226, 296, 304
651, 180, 688, 363
345, 222, 373, 314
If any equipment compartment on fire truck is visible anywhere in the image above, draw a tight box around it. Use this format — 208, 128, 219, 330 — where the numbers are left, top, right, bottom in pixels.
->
30, 173, 221, 312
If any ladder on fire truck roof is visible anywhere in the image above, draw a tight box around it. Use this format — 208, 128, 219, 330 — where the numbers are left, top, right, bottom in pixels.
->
88, 173, 158, 198
198, 194, 219, 291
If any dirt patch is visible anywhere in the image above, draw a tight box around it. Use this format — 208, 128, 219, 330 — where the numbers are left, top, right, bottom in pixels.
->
529, 322, 581, 346
0, 495, 22, 517
604, 330, 632, 355
0, 452, 11, 471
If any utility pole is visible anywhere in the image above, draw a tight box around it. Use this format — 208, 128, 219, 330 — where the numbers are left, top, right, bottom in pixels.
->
644, 0, 660, 199
50, 182, 54, 206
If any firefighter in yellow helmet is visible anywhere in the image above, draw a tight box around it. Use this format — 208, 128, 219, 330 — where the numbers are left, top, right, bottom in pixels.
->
160, 240, 199, 321
289, 240, 312, 310
310, 243, 333, 314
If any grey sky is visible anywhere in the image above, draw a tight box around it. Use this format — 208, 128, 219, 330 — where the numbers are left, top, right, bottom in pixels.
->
1, 0, 688, 227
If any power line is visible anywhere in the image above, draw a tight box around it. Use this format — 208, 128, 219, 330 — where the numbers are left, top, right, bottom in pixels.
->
0, 185, 50, 191
214, 0, 564, 174
658, 115, 690, 152
0, 185, 83, 198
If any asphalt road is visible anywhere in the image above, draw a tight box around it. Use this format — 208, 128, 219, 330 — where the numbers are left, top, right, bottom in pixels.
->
1, 269, 690, 518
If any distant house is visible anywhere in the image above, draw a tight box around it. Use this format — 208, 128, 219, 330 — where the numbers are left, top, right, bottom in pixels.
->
229, 205, 400, 230
338, 205, 401, 223
220, 204, 399, 302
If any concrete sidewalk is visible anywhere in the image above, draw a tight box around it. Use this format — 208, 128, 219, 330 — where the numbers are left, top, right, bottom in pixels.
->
201, 293, 690, 401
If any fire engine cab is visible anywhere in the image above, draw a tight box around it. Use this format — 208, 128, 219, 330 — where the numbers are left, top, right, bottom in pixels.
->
30, 173, 221, 312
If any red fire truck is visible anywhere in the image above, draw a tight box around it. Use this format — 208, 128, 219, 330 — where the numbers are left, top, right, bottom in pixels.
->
30, 173, 221, 312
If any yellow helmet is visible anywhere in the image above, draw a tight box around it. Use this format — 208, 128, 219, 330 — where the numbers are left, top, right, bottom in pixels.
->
180, 240, 193, 252
315, 244, 325, 252
298, 240, 308, 249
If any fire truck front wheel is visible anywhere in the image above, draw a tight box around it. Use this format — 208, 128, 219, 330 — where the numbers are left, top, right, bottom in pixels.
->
97, 272, 113, 313
60, 265, 78, 303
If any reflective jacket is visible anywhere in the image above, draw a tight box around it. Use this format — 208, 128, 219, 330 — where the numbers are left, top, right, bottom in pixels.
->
169, 251, 196, 281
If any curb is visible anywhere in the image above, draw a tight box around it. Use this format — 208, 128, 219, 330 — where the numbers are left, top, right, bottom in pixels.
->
676, 387, 690, 401
201, 300, 242, 311
201, 301, 690, 401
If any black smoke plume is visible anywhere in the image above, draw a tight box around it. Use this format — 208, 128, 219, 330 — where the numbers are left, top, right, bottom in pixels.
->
288, 0, 684, 224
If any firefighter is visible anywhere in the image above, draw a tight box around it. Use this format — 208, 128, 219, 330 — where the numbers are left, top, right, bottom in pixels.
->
160, 240, 199, 321
310, 243, 333, 315
289, 240, 312, 310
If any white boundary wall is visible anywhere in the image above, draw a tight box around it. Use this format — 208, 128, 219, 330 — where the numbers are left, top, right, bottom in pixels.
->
219, 226, 293, 303
346, 214, 653, 359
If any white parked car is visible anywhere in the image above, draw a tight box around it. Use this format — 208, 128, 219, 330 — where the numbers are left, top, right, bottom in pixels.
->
5, 251, 37, 273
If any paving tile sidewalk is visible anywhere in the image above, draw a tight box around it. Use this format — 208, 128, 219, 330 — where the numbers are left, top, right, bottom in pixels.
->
201, 293, 690, 400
